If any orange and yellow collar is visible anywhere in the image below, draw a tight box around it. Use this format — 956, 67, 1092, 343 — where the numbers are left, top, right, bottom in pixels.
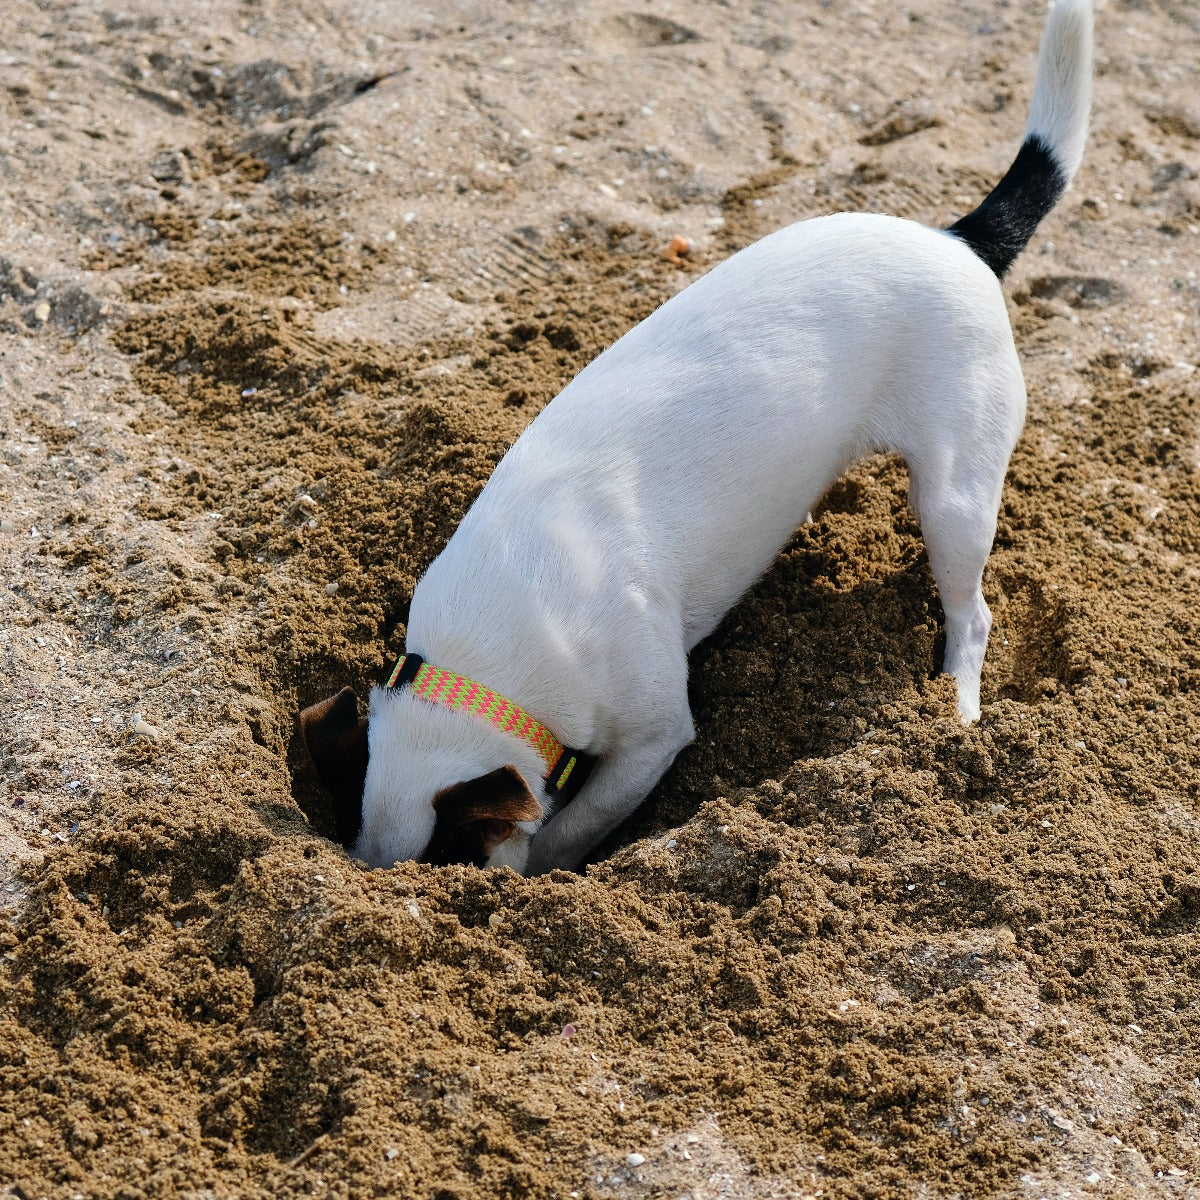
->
385, 653, 595, 800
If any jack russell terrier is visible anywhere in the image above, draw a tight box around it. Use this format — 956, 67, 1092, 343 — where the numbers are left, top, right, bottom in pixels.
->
301, 0, 1093, 875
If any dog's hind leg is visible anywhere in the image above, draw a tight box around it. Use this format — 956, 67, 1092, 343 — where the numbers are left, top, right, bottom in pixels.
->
905, 393, 1022, 724
918, 496, 995, 724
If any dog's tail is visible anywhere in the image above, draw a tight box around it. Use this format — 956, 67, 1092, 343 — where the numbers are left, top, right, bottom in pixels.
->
947, 0, 1093, 278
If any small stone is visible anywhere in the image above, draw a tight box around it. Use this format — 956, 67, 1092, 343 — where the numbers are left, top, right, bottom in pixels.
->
661, 234, 691, 264
33, 301, 51, 323
132, 716, 160, 739
524, 1098, 557, 1122
627, 1153, 645, 1167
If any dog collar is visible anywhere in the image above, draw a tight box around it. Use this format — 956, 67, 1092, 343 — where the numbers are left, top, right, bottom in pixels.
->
385, 653, 597, 801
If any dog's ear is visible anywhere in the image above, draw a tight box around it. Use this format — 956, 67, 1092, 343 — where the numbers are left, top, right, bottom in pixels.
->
299, 686, 367, 848
425, 765, 543, 867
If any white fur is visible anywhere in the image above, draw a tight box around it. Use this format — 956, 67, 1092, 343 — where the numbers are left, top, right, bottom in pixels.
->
1026, 0, 1093, 178
354, 2, 1092, 875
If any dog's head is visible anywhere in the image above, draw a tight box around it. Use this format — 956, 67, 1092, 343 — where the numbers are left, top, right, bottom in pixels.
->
299, 686, 544, 870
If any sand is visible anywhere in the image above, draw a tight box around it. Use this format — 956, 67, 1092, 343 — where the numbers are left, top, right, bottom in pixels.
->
1, 0, 1199, 1196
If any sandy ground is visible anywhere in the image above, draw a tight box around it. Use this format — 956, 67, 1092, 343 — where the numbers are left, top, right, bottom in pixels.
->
1, 0, 1199, 1196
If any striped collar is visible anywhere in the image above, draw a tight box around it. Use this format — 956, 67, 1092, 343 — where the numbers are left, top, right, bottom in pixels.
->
385, 653, 596, 802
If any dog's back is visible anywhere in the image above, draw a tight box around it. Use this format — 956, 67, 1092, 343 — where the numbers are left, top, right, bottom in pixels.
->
455, 215, 1017, 650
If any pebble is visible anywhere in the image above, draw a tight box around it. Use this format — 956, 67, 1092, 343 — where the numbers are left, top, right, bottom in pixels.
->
33, 301, 51, 323
324, 582, 339, 596
132, 715, 160, 739
661, 234, 691, 264
627, 1153, 645, 1167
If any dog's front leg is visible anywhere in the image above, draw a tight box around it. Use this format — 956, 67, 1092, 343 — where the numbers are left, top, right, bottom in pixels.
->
524, 723, 694, 875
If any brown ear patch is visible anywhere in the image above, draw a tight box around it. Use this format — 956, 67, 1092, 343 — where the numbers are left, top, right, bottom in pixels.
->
424, 765, 542, 867
298, 686, 367, 848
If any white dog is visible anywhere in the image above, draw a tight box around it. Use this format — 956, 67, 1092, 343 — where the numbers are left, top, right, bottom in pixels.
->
301, 0, 1093, 875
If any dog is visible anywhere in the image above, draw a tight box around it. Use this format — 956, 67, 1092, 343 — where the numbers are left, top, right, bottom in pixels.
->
301, 0, 1093, 875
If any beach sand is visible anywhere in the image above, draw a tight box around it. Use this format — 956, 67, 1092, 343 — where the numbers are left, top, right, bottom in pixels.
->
1, 1, 1198, 1195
